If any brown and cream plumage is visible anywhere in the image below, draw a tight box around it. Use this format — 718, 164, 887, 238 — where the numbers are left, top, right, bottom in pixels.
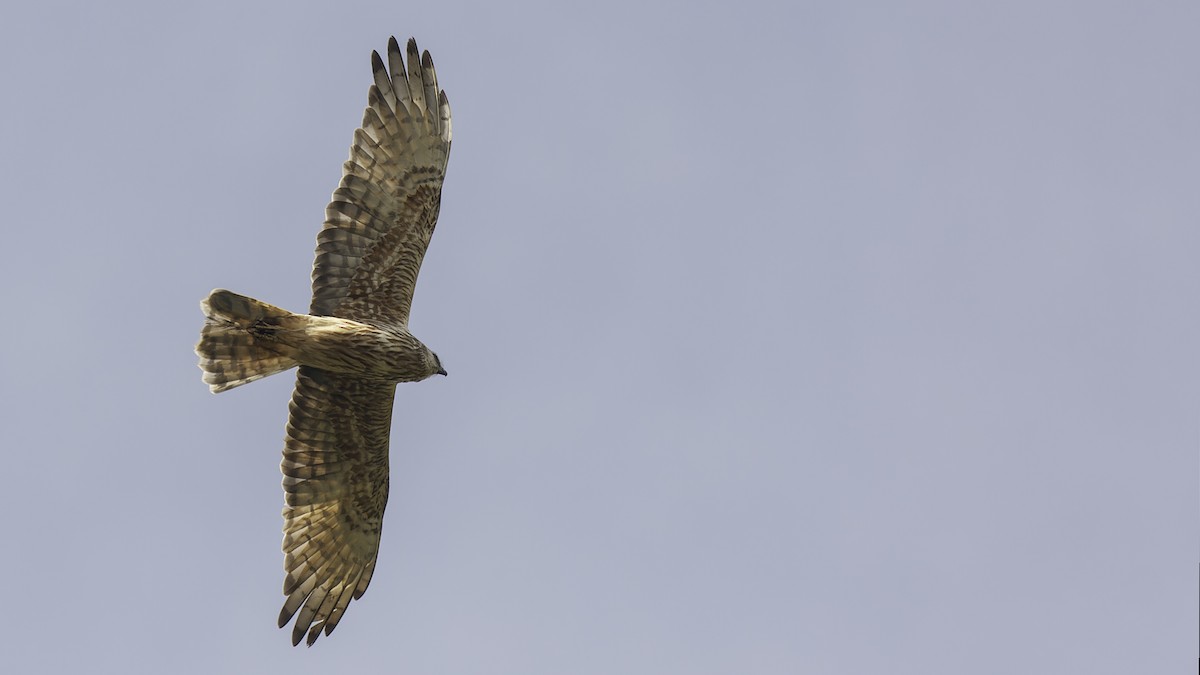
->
195, 36, 452, 646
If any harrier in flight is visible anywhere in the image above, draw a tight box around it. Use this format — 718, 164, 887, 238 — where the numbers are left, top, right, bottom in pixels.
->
196, 36, 452, 646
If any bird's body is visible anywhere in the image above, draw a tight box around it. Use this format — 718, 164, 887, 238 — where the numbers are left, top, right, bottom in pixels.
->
195, 36, 452, 646
297, 317, 442, 381
200, 290, 442, 384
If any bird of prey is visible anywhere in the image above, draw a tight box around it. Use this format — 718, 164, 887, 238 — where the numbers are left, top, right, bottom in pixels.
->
195, 36, 452, 646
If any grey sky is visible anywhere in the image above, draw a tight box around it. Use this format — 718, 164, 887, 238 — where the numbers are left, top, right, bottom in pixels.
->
1, 1, 1195, 673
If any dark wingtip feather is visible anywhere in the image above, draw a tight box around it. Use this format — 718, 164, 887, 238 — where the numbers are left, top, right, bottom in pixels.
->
278, 605, 295, 629
387, 37, 403, 68
292, 623, 306, 646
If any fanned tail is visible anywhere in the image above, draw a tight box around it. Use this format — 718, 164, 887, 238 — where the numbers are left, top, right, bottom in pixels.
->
196, 289, 303, 393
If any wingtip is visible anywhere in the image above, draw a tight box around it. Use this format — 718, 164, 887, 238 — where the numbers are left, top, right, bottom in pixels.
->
406, 38, 421, 69
387, 36, 403, 66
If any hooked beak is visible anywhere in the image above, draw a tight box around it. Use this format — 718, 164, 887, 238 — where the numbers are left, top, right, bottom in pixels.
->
437, 366, 448, 376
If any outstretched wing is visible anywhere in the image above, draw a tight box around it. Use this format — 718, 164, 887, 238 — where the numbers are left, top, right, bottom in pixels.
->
278, 366, 397, 646
310, 36, 453, 326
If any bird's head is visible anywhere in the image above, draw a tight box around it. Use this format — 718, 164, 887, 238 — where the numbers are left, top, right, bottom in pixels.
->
430, 350, 447, 377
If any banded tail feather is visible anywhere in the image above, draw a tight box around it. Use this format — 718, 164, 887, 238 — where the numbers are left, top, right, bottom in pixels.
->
196, 289, 303, 393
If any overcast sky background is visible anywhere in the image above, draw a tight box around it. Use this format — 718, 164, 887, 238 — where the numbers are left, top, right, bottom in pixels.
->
0, 1, 1195, 673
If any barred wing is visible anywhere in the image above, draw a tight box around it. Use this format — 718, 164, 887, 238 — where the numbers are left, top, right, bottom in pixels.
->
278, 366, 396, 646
310, 36, 452, 326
